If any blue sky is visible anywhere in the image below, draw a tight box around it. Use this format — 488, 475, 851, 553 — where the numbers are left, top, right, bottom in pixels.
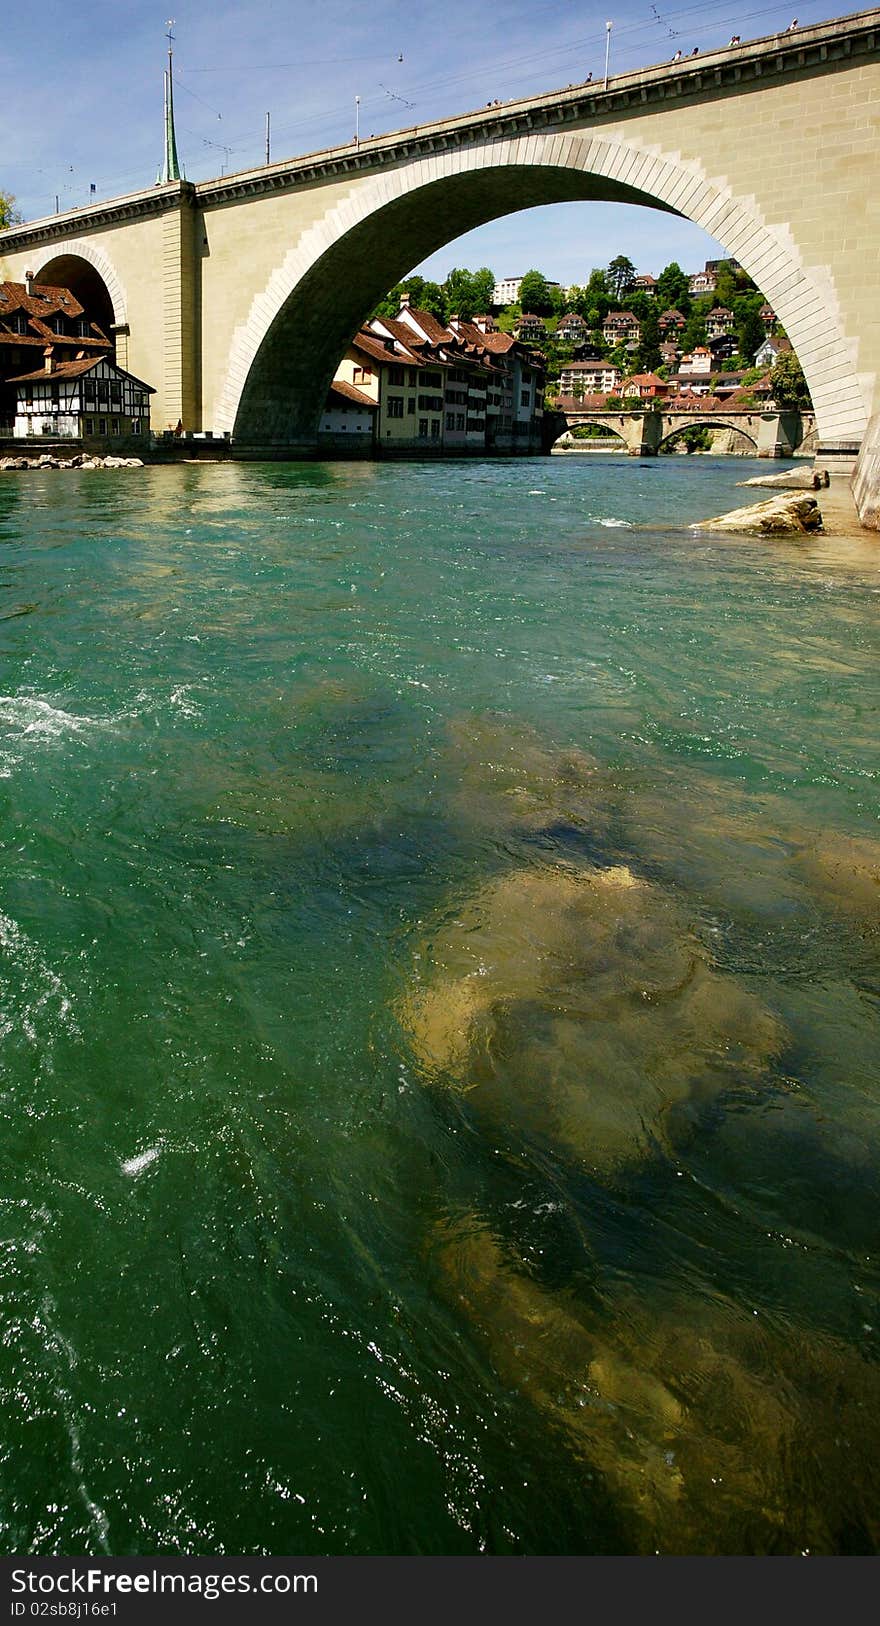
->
1, 0, 842, 285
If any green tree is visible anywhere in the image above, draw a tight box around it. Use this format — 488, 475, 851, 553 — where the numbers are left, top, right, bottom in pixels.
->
655, 260, 690, 312
634, 304, 661, 372
0, 190, 22, 229
606, 255, 636, 301
519, 270, 554, 315
735, 300, 766, 366
371, 275, 447, 322
442, 266, 495, 319
769, 351, 812, 410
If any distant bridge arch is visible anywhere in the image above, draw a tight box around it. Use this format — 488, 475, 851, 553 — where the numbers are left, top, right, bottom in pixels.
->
658, 416, 760, 452
547, 408, 811, 457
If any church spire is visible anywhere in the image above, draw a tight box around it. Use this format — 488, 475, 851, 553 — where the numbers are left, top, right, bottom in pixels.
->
157, 19, 182, 184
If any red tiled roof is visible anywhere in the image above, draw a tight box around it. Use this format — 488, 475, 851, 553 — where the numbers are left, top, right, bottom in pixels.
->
9, 356, 105, 382
0, 280, 86, 320
372, 316, 428, 349
352, 331, 424, 368
8, 355, 154, 389
328, 379, 377, 409
400, 307, 453, 345
552, 392, 612, 411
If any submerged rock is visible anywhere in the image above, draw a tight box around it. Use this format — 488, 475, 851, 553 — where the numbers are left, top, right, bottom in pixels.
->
431, 1219, 880, 1552
399, 862, 785, 1171
795, 830, 880, 929
691, 494, 823, 535
443, 712, 615, 843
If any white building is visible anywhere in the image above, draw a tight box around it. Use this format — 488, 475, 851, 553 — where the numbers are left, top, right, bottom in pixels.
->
493, 276, 523, 305
11, 353, 154, 440
678, 347, 713, 376
492, 275, 560, 307
558, 360, 621, 395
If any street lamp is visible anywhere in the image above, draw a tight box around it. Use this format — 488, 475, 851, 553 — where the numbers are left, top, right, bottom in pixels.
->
604, 21, 613, 90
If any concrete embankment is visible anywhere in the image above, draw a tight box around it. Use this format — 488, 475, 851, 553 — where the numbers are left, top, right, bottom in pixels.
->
852, 413, 880, 530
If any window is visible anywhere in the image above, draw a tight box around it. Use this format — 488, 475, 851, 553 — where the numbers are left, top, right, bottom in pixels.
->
110, 382, 122, 405
132, 419, 141, 435
85, 419, 94, 435
407, 398, 415, 415
353, 366, 371, 385
418, 418, 428, 438
445, 413, 456, 432
99, 418, 107, 435
456, 414, 465, 431
389, 366, 405, 386
430, 420, 440, 440
423, 371, 442, 386
387, 397, 404, 419
521, 390, 531, 407
111, 420, 120, 436
408, 368, 418, 387
417, 395, 443, 413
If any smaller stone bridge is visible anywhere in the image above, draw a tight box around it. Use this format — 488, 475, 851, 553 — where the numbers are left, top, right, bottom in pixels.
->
545, 408, 816, 458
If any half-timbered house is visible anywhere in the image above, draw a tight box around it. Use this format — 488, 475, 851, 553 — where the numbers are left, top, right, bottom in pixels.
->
9, 354, 154, 442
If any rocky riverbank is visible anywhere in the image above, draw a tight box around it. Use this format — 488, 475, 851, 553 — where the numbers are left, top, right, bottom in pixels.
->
1, 453, 144, 471
691, 492, 824, 535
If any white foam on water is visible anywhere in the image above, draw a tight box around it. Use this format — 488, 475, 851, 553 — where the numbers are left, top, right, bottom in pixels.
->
0, 694, 114, 740
597, 517, 633, 528
0, 693, 122, 777
120, 1145, 162, 1177
0, 910, 78, 1057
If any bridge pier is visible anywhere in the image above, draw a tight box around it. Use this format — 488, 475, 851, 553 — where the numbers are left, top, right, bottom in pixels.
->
757, 411, 802, 459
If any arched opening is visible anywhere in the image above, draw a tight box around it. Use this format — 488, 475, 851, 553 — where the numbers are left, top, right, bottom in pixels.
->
33, 255, 114, 336
551, 420, 630, 454
218, 134, 867, 451
29, 243, 126, 357
659, 421, 759, 456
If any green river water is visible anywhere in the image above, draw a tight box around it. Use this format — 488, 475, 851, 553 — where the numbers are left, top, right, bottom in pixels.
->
0, 454, 878, 1555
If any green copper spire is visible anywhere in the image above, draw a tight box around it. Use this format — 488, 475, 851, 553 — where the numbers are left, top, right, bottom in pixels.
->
157, 22, 183, 185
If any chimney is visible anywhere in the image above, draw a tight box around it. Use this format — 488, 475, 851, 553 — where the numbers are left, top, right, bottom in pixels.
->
25, 270, 34, 297
43, 347, 54, 374
399, 292, 410, 308
449, 313, 460, 323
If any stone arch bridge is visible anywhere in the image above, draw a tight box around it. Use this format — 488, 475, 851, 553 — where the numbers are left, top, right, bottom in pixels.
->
1, 10, 878, 458
546, 407, 816, 456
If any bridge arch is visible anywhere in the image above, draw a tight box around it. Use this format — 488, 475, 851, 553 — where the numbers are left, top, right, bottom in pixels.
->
29, 239, 127, 334
218, 132, 867, 450
658, 418, 760, 453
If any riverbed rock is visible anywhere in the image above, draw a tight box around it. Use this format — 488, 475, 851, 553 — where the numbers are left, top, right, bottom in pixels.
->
691, 493, 823, 534
399, 862, 786, 1171
0, 456, 30, 471
443, 712, 616, 844
431, 1219, 880, 1552
795, 830, 880, 928
737, 468, 829, 490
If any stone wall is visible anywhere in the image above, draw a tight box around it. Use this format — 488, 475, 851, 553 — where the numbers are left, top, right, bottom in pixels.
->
852, 413, 880, 530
